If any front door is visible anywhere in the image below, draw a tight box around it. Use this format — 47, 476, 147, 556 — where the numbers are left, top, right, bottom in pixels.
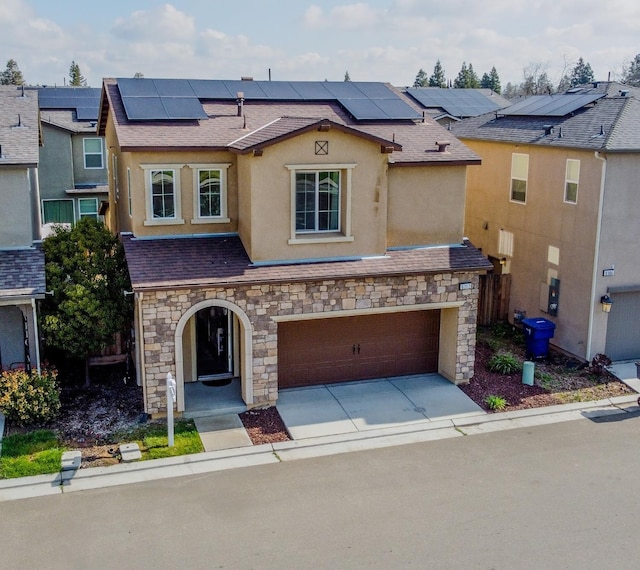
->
196, 307, 232, 379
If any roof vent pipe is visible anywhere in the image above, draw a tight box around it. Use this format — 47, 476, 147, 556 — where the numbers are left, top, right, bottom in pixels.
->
543, 125, 554, 136
600, 125, 605, 136
436, 141, 450, 152
558, 127, 563, 138
236, 92, 244, 117
620, 89, 629, 97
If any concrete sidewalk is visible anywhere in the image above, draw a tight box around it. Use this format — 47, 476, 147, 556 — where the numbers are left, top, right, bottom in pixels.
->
1, 393, 638, 502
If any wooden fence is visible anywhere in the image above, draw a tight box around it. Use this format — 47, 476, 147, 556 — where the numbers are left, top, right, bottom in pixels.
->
477, 273, 511, 326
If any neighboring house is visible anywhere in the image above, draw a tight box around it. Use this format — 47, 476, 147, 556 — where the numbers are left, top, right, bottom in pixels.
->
98, 77, 492, 417
452, 81, 640, 362
403, 87, 511, 128
34, 87, 106, 235
0, 86, 44, 372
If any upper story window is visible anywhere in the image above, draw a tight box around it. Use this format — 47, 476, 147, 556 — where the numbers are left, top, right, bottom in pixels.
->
42, 199, 74, 224
510, 153, 529, 203
140, 164, 184, 226
286, 163, 356, 245
83, 138, 104, 169
189, 164, 231, 224
296, 170, 340, 233
78, 198, 99, 220
564, 159, 580, 204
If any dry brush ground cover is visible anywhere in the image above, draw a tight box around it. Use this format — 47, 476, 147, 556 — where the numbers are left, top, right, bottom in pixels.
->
4, 324, 634, 469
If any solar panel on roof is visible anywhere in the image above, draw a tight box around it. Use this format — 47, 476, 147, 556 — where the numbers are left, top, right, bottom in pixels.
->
352, 82, 397, 99
499, 93, 605, 117
259, 81, 303, 100
339, 98, 389, 120
153, 79, 196, 97
374, 98, 422, 119
323, 81, 364, 99
406, 88, 501, 117
76, 107, 99, 120
188, 80, 233, 99
161, 97, 207, 119
118, 78, 160, 98
288, 81, 333, 100
222, 80, 267, 99
121, 96, 168, 120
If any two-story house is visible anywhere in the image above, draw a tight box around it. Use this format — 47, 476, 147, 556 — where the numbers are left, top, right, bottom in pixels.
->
0, 86, 44, 372
452, 82, 640, 363
98, 77, 492, 417
35, 87, 107, 235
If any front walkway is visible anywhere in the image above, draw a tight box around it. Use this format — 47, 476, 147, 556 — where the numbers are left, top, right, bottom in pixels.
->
276, 374, 484, 439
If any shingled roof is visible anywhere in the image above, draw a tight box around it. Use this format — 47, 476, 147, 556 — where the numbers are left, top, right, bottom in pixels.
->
0, 245, 45, 299
0, 86, 40, 165
100, 78, 480, 166
451, 82, 640, 152
122, 234, 492, 291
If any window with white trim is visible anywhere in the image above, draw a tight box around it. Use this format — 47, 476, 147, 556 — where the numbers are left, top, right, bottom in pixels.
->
286, 163, 356, 244
42, 199, 74, 224
78, 198, 99, 220
140, 164, 184, 226
295, 171, 340, 232
83, 138, 103, 169
189, 164, 231, 223
564, 159, 580, 204
510, 153, 529, 203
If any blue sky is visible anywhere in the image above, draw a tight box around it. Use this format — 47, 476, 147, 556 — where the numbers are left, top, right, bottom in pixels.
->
1, 0, 638, 88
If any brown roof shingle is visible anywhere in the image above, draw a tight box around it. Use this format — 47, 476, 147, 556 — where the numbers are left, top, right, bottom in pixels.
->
122, 234, 492, 290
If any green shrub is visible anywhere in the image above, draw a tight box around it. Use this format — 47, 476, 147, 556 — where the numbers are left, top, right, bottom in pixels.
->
488, 352, 522, 374
484, 394, 508, 411
0, 368, 61, 426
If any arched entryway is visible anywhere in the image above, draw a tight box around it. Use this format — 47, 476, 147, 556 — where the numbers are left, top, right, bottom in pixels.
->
174, 299, 253, 413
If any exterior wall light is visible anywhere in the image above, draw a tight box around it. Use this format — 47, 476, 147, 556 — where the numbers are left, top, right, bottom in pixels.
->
600, 294, 613, 313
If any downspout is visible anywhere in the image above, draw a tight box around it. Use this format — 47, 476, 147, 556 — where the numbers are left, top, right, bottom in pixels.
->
136, 292, 148, 412
31, 298, 41, 374
586, 151, 607, 361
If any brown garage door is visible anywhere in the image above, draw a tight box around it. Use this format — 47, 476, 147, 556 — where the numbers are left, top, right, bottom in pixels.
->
278, 311, 440, 388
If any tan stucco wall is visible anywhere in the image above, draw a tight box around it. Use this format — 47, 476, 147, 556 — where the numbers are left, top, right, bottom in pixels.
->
462, 139, 603, 359
387, 165, 467, 247
238, 129, 389, 262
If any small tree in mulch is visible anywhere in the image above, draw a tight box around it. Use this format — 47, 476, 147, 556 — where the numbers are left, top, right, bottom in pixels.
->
40, 218, 133, 386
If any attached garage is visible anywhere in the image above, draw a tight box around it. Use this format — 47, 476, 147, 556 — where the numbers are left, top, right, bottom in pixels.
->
605, 290, 640, 361
278, 310, 440, 388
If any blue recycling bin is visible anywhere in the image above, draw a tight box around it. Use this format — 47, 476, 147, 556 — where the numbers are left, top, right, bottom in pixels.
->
522, 317, 556, 359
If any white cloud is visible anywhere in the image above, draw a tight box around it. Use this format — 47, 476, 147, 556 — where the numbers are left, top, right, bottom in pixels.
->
111, 4, 195, 42
303, 2, 379, 30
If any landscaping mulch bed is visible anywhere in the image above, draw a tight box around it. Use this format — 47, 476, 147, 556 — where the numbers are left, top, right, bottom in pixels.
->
239, 407, 291, 444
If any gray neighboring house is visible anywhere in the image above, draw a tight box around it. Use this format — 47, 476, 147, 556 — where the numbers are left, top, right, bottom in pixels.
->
0, 86, 45, 372
35, 87, 106, 235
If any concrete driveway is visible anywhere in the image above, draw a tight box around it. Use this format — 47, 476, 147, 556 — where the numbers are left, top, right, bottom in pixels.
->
276, 374, 484, 439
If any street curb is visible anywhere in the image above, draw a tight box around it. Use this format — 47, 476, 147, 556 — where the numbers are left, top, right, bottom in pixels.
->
1, 395, 639, 502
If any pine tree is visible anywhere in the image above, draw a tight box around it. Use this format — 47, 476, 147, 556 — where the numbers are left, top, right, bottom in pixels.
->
569, 57, 594, 87
428, 60, 446, 88
453, 62, 479, 88
1, 59, 25, 85
344, 70, 351, 82
467, 64, 480, 88
622, 54, 640, 87
69, 60, 87, 87
413, 68, 428, 87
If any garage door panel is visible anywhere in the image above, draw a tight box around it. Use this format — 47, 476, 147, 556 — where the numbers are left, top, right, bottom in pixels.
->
278, 311, 440, 388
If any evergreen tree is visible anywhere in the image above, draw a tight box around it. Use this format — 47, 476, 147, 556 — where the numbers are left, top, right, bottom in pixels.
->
622, 53, 640, 86
1, 59, 25, 85
453, 62, 479, 88
69, 61, 87, 87
413, 68, 428, 87
428, 60, 446, 88
569, 57, 594, 87
344, 70, 351, 82
486, 66, 501, 93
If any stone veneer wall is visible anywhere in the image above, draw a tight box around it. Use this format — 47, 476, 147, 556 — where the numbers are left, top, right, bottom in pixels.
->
140, 272, 480, 415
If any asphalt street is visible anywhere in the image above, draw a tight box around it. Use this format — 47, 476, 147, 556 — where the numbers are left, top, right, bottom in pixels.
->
3, 413, 640, 569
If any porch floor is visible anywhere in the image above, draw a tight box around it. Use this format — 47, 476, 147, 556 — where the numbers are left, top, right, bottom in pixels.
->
183, 378, 245, 418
